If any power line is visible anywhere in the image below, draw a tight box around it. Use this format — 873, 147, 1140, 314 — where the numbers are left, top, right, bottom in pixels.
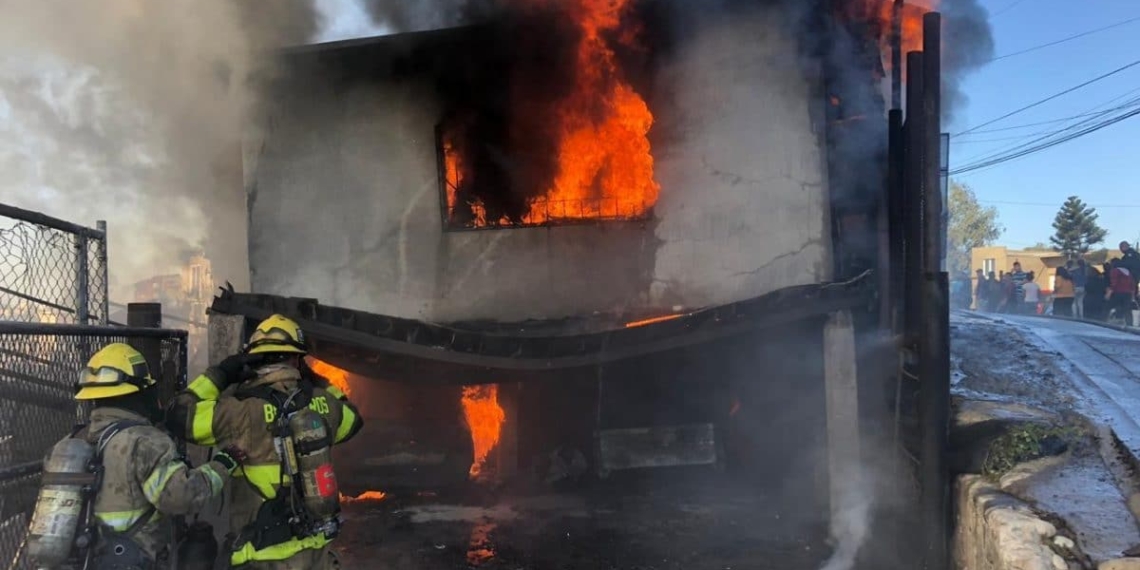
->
990, 0, 1031, 18
958, 87, 1140, 134
954, 93, 1140, 163
980, 200, 1140, 209
985, 15, 1140, 63
954, 58, 1140, 136
951, 106, 1140, 174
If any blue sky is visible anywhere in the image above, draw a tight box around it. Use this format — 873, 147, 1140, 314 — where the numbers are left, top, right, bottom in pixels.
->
952, 0, 1140, 249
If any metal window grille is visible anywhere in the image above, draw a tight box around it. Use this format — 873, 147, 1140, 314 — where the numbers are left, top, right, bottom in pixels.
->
435, 126, 653, 231
0, 323, 187, 570
0, 204, 109, 325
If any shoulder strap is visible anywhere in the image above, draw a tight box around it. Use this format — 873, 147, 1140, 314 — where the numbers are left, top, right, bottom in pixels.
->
93, 420, 156, 538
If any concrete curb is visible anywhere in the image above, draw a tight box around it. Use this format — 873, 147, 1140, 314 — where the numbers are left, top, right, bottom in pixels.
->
956, 309, 1140, 337
954, 475, 1068, 570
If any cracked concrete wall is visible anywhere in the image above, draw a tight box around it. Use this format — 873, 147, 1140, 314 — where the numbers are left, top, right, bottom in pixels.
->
246, 10, 831, 322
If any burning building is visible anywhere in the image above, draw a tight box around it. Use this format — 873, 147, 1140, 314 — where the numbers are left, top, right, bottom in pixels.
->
211, 0, 953, 567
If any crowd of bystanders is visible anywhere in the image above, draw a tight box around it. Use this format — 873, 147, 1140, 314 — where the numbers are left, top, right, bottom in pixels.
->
973, 241, 1140, 326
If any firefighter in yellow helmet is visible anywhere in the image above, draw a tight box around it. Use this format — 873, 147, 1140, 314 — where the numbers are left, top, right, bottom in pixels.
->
29, 343, 244, 569
168, 315, 363, 569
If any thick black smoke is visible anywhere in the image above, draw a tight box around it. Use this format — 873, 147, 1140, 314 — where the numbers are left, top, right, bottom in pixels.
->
940, 0, 995, 118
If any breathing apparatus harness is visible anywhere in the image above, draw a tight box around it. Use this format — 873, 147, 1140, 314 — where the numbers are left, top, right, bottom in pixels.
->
230, 376, 341, 554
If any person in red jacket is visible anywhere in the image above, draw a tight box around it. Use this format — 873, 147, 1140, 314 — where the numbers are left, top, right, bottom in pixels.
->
1105, 258, 1136, 325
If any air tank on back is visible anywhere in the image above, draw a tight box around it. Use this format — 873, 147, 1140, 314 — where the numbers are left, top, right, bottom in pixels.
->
27, 437, 95, 569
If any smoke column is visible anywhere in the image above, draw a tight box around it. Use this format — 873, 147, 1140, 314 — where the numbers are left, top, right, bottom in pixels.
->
0, 0, 320, 299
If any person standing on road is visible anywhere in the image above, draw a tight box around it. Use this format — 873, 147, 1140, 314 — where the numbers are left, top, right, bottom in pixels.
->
1022, 271, 1042, 315
1106, 259, 1136, 326
997, 273, 1015, 313
1071, 259, 1088, 318
1053, 267, 1075, 317
974, 269, 987, 311
985, 271, 1001, 312
1010, 262, 1028, 313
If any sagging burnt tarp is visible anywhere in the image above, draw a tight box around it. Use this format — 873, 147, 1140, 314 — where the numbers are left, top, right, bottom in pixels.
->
210, 272, 871, 385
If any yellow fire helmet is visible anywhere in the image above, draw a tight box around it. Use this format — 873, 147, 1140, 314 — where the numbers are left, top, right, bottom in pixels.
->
76, 343, 156, 400
245, 314, 308, 355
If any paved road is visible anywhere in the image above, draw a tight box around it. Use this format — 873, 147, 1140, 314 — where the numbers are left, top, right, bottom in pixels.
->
979, 313, 1140, 459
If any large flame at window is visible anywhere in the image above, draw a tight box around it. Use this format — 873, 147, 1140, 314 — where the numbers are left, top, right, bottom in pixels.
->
443, 0, 658, 228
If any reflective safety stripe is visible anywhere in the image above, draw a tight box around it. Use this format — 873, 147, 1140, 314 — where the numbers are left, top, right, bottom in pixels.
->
230, 533, 331, 565
335, 405, 357, 443
191, 400, 217, 446
202, 463, 225, 495
96, 509, 155, 532
235, 464, 284, 499
188, 374, 220, 400
143, 461, 187, 505
325, 385, 345, 400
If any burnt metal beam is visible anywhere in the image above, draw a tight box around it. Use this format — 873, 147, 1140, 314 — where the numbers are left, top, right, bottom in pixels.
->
210, 274, 873, 385
918, 12, 950, 570
902, 51, 925, 340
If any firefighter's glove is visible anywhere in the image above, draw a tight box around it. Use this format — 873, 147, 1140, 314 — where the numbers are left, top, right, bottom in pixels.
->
212, 445, 248, 474
214, 354, 262, 387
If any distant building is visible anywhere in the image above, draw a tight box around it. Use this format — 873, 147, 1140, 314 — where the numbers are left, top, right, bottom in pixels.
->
133, 274, 183, 308
131, 251, 215, 372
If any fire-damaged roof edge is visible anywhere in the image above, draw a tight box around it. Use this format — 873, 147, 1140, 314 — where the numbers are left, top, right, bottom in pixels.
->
210, 272, 872, 384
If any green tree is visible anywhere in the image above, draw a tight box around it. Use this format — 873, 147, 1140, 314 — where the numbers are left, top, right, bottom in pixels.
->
948, 181, 1003, 274
1049, 196, 1106, 258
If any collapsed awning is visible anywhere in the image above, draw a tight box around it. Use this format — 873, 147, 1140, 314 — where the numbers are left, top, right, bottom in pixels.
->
209, 271, 872, 384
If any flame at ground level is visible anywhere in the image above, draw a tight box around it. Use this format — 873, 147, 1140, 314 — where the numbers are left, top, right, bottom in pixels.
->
340, 490, 387, 503
306, 357, 352, 397
461, 385, 505, 478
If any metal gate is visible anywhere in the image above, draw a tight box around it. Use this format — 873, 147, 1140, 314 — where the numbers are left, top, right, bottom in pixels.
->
0, 204, 108, 325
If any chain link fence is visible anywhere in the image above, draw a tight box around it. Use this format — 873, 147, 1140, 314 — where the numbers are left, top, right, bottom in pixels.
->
0, 204, 108, 325
0, 322, 187, 570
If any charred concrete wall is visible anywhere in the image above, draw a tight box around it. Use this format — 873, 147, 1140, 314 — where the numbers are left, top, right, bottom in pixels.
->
245, 7, 832, 322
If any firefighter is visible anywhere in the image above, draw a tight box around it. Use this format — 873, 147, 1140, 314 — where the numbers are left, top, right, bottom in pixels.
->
167, 315, 363, 569
29, 343, 244, 569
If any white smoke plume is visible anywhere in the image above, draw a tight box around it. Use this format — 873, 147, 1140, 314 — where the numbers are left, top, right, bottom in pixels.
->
0, 0, 320, 300
818, 468, 874, 570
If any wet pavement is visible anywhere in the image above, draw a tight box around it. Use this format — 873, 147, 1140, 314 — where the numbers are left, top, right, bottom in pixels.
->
332, 474, 830, 570
989, 314, 1140, 460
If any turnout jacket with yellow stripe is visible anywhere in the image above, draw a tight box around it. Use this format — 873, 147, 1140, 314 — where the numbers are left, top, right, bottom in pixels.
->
169, 364, 363, 565
83, 406, 227, 560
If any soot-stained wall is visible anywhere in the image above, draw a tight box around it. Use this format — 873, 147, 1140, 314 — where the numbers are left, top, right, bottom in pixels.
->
245, 7, 833, 323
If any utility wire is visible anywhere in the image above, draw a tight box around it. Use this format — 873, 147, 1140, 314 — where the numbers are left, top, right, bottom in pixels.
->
954, 58, 1140, 136
986, 15, 1140, 63
980, 200, 1140, 208
990, 0, 1031, 18
951, 106, 1140, 174
958, 86, 1140, 134
955, 94, 1140, 160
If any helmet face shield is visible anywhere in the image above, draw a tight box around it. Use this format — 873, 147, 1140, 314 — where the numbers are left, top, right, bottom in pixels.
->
76, 366, 152, 393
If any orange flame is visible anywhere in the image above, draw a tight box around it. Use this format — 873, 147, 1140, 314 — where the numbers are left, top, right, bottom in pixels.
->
624, 313, 684, 328
306, 357, 352, 398
843, 0, 938, 78
461, 385, 505, 478
444, 0, 658, 227
340, 490, 387, 503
